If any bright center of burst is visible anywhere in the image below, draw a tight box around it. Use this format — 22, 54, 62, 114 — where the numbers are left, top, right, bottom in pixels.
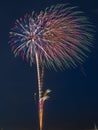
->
28, 35, 36, 43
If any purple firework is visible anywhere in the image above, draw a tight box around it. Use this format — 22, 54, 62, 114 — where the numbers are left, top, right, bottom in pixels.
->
9, 4, 94, 130
9, 4, 94, 70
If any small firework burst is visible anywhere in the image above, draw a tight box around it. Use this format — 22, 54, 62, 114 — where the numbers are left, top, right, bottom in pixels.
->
9, 4, 94, 70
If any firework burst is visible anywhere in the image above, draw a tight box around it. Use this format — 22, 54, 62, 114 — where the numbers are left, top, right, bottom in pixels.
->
9, 4, 94, 69
9, 4, 94, 130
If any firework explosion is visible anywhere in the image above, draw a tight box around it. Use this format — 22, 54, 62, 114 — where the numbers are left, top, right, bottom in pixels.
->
9, 4, 94, 130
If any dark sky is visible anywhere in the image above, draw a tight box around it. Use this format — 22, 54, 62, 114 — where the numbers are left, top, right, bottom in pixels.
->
0, 0, 98, 130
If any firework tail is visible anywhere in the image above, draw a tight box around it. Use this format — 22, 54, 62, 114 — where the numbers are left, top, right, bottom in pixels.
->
35, 53, 50, 130
39, 109, 43, 130
41, 64, 44, 89
35, 52, 43, 130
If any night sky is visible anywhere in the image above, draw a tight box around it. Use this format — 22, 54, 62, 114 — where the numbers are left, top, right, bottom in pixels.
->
0, 0, 98, 130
